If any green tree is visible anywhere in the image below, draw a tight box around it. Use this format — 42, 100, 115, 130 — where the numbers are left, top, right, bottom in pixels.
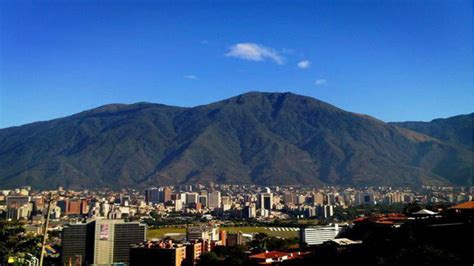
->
0, 220, 41, 264
197, 252, 220, 266
403, 202, 421, 215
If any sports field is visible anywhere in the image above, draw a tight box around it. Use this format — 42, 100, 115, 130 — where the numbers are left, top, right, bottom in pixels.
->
147, 226, 299, 239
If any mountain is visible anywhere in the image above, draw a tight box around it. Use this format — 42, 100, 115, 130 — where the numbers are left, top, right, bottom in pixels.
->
390, 113, 473, 150
0, 92, 472, 189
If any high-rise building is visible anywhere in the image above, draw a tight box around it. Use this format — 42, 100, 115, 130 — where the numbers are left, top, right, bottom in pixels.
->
6, 195, 30, 207
221, 196, 231, 206
56, 199, 68, 213
185, 241, 202, 265
187, 226, 207, 242
316, 205, 334, 219
242, 204, 256, 219
258, 193, 273, 211
81, 199, 89, 214
6, 204, 32, 220
198, 195, 208, 208
162, 187, 172, 203
51, 206, 62, 219
313, 192, 325, 205
178, 193, 187, 203
66, 199, 88, 215
174, 198, 183, 211
296, 195, 306, 205
61, 219, 146, 266
61, 221, 96, 266
32, 196, 45, 211
304, 206, 317, 218
93, 219, 146, 265
221, 196, 232, 211
6, 196, 31, 220
186, 225, 219, 242
186, 193, 199, 205
226, 232, 244, 247
100, 202, 111, 217
326, 193, 336, 205
355, 192, 375, 205
299, 225, 340, 246
208, 191, 221, 209
68, 200, 82, 215
219, 230, 227, 247
145, 187, 160, 204
283, 193, 295, 205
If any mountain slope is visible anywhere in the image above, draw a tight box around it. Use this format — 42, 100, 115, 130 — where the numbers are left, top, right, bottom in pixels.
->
0, 92, 472, 189
390, 113, 473, 150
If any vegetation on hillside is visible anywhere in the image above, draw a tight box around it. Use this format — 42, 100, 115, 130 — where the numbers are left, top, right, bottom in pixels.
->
1, 92, 472, 189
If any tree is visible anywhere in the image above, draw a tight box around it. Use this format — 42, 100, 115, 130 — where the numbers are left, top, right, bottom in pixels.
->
403, 202, 421, 215
0, 220, 41, 264
197, 252, 220, 266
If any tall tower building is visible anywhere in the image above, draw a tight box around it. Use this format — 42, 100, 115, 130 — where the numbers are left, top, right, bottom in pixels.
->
198, 195, 208, 207
162, 187, 172, 203
62, 221, 96, 266
61, 220, 146, 266
313, 192, 325, 205
243, 204, 256, 218
93, 220, 146, 265
185, 192, 199, 205
145, 187, 160, 204
258, 193, 273, 211
6, 195, 31, 220
283, 193, 295, 205
208, 191, 221, 209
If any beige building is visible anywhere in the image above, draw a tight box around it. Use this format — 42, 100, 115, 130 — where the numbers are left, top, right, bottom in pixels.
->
93, 219, 146, 265
208, 191, 221, 209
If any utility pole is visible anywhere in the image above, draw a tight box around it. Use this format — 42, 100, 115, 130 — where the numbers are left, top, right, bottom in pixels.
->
39, 192, 53, 266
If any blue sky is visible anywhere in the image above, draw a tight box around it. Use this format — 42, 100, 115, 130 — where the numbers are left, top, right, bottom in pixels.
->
1, 0, 472, 128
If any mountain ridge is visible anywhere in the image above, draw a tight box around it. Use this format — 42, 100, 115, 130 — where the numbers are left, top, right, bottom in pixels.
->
390, 113, 473, 150
0, 92, 472, 189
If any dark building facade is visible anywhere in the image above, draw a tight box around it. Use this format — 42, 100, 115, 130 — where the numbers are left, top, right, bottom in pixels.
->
61, 219, 145, 266
129, 241, 186, 266
61, 221, 95, 266
113, 222, 147, 263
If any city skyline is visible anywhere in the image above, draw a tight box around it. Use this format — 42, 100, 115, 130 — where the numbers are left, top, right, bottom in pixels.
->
1, 182, 472, 265
1, 1, 473, 265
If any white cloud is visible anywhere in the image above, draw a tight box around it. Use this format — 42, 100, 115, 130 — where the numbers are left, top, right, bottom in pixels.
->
184, 75, 198, 80
297, 60, 311, 69
225, 43, 284, 64
315, 79, 327, 86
